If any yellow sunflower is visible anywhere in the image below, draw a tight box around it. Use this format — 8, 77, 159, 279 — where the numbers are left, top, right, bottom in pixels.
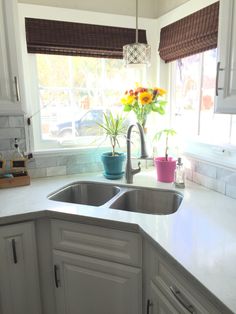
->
139, 92, 153, 105
121, 94, 135, 105
156, 88, 167, 96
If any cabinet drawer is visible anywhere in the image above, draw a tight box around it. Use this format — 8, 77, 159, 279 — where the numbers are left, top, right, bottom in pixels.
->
151, 251, 225, 314
51, 219, 142, 267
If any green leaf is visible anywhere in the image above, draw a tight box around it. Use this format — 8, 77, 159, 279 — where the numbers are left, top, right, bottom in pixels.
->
151, 104, 165, 115
158, 100, 167, 106
158, 107, 165, 115
123, 105, 132, 112
96, 112, 127, 154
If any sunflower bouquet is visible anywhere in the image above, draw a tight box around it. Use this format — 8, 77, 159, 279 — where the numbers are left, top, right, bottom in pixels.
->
121, 86, 167, 129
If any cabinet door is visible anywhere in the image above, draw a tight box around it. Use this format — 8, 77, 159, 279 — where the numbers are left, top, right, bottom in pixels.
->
0, 0, 24, 114
147, 281, 189, 314
53, 250, 142, 314
0, 222, 41, 314
215, 0, 236, 113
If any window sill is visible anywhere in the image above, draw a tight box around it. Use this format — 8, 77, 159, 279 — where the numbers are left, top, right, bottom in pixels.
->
183, 140, 236, 170
32, 145, 126, 157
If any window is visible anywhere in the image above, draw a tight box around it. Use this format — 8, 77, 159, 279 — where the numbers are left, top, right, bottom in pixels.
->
31, 54, 145, 150
171, 48, 235, 146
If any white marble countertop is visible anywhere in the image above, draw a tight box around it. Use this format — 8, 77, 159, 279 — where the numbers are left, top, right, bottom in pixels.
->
0, 170, 236, 313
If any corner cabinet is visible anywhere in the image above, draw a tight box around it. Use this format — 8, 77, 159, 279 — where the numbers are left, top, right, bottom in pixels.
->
0, 0, 25, 114
143, 240, 231, 314
0, 221, 42, 314
51, 219, 142, 314
215, 0, 236, 113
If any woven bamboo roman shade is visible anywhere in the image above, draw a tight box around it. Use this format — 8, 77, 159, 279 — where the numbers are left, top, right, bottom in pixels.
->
158, 1, 219, 63
25, 18, 148, 59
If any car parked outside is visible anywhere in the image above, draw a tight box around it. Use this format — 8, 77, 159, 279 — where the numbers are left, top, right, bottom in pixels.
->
50, 109, 105, 138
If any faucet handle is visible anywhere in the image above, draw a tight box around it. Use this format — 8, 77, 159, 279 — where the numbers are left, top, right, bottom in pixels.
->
132, 161, 141, 175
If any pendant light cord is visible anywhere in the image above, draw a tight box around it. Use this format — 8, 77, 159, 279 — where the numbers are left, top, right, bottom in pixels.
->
135, 0, 138, 43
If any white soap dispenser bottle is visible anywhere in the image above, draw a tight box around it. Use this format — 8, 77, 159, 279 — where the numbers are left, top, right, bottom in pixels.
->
174, 157, 185, 188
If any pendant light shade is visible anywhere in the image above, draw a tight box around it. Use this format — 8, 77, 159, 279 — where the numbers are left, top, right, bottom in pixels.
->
123, 0, 151, 66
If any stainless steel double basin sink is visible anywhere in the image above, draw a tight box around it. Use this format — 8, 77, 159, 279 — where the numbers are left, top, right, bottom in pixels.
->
48, 181, 183, 215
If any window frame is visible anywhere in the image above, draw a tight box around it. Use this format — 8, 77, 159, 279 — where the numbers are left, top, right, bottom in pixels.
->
169, 51, 236, 170
27, 53, 147, 152
27, 55, 110, 151
18, 3, 154, 155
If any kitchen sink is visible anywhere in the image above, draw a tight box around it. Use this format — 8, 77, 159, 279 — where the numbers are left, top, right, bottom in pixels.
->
48, 181, 121, 206
48, 181, 183, 215
109, 188, 183, 215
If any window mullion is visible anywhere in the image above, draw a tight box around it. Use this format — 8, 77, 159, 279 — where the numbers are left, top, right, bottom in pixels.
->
197, 52, 204, 136
229, 114, 233, 144
169, 62, 176, 127
68, 56, 76, 137
101, 58, 106, 109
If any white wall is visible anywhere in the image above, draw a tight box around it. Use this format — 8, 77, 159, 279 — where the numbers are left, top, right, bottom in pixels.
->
18, 0, 190, 18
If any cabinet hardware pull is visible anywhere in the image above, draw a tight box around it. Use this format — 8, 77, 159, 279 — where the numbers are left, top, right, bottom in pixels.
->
170, 286, 195, 314
11, 239, 17, 264
146, 299, 152, 314
14, 76, 21, 102
215, 62, 224, 96
54, 265, 60, 288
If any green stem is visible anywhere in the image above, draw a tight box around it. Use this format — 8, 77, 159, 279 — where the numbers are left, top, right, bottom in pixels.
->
165, 135, 168, 160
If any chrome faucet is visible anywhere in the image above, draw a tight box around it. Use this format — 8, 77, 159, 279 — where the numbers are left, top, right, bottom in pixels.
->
125, 123, 148, 184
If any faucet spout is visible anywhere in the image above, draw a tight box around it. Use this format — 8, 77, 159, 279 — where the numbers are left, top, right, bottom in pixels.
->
125, 122, 148, 184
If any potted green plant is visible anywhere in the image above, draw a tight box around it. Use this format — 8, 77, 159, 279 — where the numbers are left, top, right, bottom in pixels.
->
98, 112, 127, 179
153, 128, 177, 183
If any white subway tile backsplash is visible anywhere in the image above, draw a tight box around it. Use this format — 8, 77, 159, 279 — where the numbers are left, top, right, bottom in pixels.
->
56, 156, 69, 166
225, 184, 236, 200
216, 167, 234, 181
46, 166, 66, 177
9, 116, 24, 127
195, 161, 217, 178
0, 139, 11, 151
35, 156, 57, 168
193, 172, 226, 194
185, 156, 236, 199
0, 128, 22, 139
222, 173, 236, 186
185, 167, 193, 181
27, 159, 36, 169
28, 167, 47, 178
0, 117, 9, 127
66, 163, 87, 175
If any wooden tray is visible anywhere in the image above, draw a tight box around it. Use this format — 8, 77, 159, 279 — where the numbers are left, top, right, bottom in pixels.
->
0, 172, 30, 188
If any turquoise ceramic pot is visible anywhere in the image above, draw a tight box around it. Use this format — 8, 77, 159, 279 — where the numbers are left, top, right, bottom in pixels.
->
101, 152, 126, 180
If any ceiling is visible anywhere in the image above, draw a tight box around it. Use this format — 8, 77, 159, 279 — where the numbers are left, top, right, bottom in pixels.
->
18, 0, 190, 18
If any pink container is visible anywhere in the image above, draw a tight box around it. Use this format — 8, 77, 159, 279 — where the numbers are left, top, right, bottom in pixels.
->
154, 157, 176, 183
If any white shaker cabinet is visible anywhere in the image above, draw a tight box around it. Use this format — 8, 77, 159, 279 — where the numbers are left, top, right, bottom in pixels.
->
0, 221, 42, 314
0, 0, 25, 114
143, 240, 230, 314
215, 0, 236, 113
51, 219, 142, 314
53, 250, 141, 314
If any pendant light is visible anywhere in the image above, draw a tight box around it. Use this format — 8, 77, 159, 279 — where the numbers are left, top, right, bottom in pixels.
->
123, 0, 151, 66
